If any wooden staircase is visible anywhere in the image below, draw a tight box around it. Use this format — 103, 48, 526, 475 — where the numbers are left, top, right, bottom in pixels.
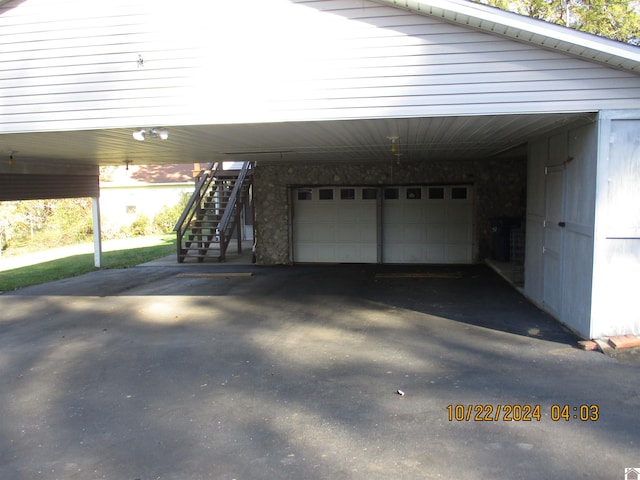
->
174, 161, 253, 263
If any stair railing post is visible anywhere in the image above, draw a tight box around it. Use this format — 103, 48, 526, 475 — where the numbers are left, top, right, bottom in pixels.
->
236, 205, 242, 253
219, 231, 226, 262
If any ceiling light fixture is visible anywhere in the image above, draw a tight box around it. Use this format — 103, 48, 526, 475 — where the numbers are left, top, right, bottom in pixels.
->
133, 128, 169, 141
387, 136, 399, 154
7, 150, 17, 166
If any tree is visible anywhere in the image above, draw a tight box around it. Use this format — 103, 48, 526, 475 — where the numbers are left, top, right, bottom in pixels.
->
0, 202, 20, 251
473, 0, 640, 44
0, 198, 92, 250
573, 1, 640, 43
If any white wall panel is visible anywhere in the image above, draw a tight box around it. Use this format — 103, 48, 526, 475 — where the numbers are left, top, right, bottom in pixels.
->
591, 113, 640, 337
1, 0, 640, 133
524, 139, 547, 304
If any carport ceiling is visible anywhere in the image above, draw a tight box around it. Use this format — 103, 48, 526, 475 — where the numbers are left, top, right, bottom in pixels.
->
1, 113, 592, 167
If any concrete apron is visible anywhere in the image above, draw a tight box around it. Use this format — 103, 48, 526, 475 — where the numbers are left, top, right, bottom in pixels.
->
0, 264, 638, 480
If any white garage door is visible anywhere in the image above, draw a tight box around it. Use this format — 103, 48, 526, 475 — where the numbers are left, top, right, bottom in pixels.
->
382, 185, 473, 264
293, 187, 378, 263
292, 185, 472, 264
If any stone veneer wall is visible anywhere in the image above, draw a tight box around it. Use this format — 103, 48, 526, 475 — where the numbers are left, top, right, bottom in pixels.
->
253, 156, 526, 265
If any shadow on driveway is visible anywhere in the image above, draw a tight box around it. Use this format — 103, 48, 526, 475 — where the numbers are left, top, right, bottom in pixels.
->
8, 263, 574, 343
0, 264, 638, 479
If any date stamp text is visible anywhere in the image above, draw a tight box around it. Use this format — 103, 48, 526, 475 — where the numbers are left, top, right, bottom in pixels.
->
446, 404, 599, 422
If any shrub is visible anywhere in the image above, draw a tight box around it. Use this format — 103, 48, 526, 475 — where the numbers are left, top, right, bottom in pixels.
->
129, 214, 153, 237
152, 192, 191, 233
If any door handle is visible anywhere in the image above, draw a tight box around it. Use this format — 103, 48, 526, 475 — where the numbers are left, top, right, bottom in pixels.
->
558, 221, 566, 228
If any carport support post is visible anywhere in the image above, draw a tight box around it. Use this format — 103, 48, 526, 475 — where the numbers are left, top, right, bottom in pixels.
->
92, 196, 103, 268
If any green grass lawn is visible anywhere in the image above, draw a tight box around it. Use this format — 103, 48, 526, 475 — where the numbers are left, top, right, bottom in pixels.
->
0, 235, 176, 292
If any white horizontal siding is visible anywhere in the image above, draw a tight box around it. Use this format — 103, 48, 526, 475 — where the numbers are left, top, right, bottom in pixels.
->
1, 52, 605, 90
5, 77, 638, 112
1, 0, 639, 133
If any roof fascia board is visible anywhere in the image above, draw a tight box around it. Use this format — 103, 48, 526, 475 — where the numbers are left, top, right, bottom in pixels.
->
374, 0, 640, 72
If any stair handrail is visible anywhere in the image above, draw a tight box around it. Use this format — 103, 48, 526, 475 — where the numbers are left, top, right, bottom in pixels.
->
174, 161, 220, 236
217, 161, 253, 248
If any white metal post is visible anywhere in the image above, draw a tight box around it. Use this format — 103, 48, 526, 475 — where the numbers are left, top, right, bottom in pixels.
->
91, 196, 103, 268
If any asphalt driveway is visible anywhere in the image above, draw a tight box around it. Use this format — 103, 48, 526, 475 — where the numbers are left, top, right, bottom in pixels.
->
0, 263, 638, 479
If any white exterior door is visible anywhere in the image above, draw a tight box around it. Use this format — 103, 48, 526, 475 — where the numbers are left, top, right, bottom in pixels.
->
293, 185, 473, 264
543, 165, 565, 318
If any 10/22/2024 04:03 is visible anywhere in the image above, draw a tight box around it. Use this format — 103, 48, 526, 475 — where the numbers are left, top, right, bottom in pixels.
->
446, 404, 600, 422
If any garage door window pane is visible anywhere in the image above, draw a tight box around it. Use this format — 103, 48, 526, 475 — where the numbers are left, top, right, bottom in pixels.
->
319, 189, 334, 200
428, 187, 445, 199
384, 188, 399, 200
362, 188, 377, 200
297, 188, 312, 200
407, 188, 421, 200
340, 188, 355, 200
452, 187, 467, 200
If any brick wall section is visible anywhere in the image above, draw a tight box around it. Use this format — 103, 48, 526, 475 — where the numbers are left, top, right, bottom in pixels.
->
253, 156, 525, 264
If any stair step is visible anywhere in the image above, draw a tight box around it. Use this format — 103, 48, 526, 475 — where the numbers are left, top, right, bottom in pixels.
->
178, 250, 224, 263
202, 204, 229, 210
178, 257, 223, 263
180, 247, 221, 254
192, 220, 217, 225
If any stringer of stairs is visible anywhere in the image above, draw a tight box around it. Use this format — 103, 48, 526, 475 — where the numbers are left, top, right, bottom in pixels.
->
174, 161, 253, 263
